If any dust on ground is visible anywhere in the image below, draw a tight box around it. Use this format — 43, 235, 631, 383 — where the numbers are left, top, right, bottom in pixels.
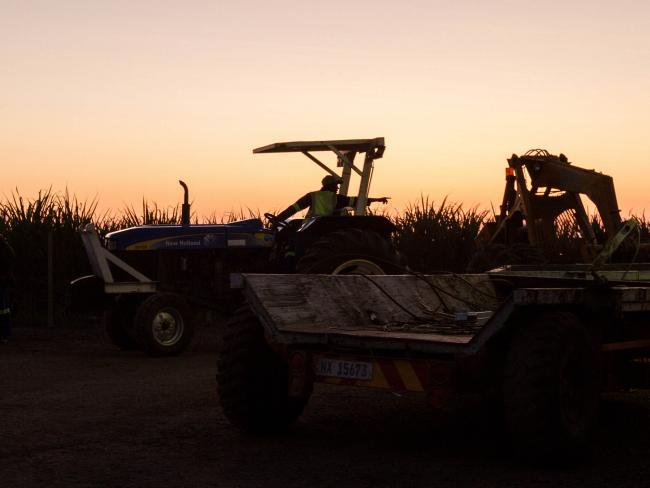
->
2, 324, 650, 488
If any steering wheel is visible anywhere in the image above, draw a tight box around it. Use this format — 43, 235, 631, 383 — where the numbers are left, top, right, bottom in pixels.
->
264, 212, 287, 230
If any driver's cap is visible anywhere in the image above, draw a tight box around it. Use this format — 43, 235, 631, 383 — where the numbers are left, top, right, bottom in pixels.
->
322, 175, 343, 187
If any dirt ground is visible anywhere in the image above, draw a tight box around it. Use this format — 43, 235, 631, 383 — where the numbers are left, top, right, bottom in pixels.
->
3, 323, 650, 488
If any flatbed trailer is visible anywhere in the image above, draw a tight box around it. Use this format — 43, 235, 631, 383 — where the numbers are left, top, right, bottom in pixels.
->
217, 266, 650, 462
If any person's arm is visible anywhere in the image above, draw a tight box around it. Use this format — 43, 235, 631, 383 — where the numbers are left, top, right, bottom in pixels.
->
276, 193, 312, 221
367, 196, 390, 205
336, 195, 390, 209
337, 195, 357, 208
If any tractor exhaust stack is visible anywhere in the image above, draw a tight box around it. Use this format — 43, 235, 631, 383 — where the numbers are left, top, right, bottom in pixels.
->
179, 180, 190, 225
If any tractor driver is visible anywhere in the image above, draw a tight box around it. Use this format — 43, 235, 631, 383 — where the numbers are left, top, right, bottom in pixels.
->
276, 175, 389, 222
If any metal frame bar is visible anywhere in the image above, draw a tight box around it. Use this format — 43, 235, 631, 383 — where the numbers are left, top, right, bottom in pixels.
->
513, 164, 537, 244
301, 149, 374, 215
328, 146, 363, 176
300, 151, 339, 178
329, 146, 363, 203
339, 161, 352, 196
80, 224, 157, 294
355, 151, 375, 215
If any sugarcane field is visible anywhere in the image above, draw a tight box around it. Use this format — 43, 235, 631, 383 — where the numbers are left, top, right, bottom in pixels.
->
3, 141, 650, 488
4, 3, 650, 487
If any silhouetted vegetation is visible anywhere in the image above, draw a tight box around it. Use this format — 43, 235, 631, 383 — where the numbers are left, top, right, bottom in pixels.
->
0, 189, 256, 325
1, 188, 648, 325
391, 196, 487, 273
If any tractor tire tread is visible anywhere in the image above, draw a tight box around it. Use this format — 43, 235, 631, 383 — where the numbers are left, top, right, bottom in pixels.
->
296, 229, 405, 274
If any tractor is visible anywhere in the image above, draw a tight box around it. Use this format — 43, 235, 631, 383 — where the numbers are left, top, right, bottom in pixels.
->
75, 138, 405, 356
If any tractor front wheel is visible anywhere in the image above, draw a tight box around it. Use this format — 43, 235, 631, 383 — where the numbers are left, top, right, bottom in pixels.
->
134, 292, 194, 357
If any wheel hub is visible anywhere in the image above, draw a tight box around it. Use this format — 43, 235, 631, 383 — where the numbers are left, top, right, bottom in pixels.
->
152, 309, 184, 346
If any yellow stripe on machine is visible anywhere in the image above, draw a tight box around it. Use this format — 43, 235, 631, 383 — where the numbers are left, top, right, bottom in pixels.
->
362, 361, 390, 389
126, 236, 172, 250
394, 360, 424, 392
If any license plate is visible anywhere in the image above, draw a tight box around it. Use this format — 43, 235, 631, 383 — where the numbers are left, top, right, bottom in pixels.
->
315, 357, 373, 380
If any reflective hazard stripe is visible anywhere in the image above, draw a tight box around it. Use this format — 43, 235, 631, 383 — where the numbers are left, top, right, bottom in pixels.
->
0, 308, 10, 315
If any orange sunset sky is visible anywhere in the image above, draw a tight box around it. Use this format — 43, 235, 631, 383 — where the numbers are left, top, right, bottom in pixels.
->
2, 1, 649, 219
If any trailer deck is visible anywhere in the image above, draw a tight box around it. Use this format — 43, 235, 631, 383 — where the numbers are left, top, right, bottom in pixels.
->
239, 271, 650, 355
219, 266, 650, 460
239, 274, 500, 353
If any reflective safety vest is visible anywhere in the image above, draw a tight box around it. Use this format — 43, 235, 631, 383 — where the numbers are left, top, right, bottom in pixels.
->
306, 191, 338, 218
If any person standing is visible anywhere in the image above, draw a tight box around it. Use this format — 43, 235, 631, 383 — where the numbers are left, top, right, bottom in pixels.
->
0, 233, 15, 344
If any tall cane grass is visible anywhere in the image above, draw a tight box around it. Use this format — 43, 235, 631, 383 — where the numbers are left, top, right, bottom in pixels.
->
0, 189, 103, 324
390, 196, 487, 273
1, 187, 648, 325
0, 188, 270, 325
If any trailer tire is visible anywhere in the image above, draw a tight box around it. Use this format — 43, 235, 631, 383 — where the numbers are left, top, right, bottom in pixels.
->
217, 306, 308, 434
104, 298, 139, 351
134, 293, 194, 357
296, 229, 405, 274
503, 312, 600, 463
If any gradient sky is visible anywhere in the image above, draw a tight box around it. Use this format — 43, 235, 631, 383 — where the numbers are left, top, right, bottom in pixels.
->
2, 0, 649, 219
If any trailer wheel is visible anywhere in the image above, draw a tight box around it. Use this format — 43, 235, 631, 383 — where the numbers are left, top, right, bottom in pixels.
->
217, 306, 308, 434
296, 229, 405, 274
503, 312, 600, 463
134, 293, 194, 357
104, 298, 139, 351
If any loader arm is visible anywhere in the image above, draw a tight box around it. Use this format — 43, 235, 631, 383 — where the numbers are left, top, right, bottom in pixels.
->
519, 155, 622, 237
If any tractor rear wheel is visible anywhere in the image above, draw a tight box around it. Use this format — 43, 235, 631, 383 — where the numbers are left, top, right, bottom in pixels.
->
217, 306, 308, 434
296, 229, 405, 274
503, 312, 600, 463
134, 292, 194, 357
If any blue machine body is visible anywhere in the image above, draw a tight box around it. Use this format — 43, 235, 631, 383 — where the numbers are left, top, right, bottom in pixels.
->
105, 218, 275, 251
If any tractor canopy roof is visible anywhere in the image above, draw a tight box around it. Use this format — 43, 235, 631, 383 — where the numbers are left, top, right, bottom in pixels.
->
253, 137, 386, 216
253, 138, 385, 157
